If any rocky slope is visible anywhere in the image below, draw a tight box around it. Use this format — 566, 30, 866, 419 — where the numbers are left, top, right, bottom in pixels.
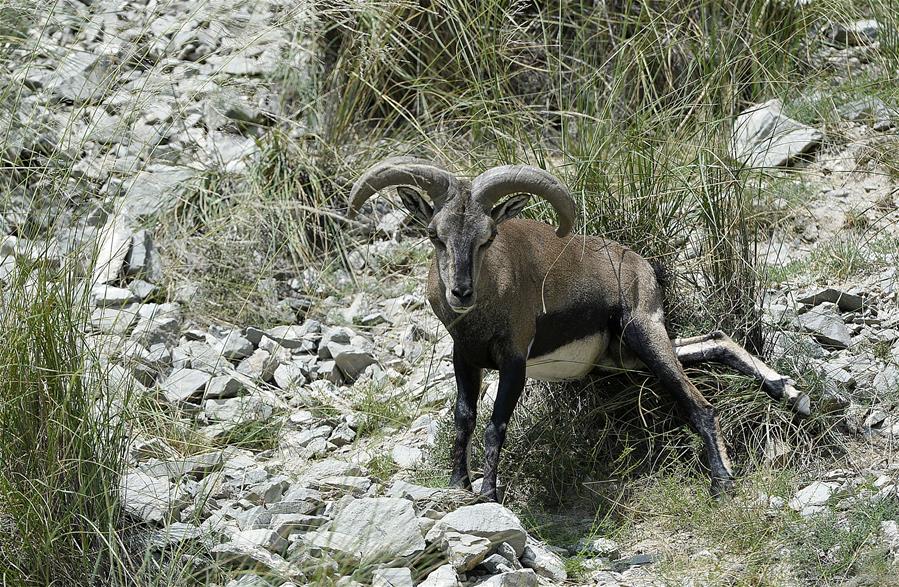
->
1, 2, 898, 586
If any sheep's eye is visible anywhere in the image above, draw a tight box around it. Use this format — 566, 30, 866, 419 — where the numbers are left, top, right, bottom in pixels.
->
427, 228, 444, 247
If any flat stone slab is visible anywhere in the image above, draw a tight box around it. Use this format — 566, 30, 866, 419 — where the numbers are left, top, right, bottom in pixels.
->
797, 288, 865, 312
797, 302, 852, 348
306, 497, 425, 565
733, 99, 822, 168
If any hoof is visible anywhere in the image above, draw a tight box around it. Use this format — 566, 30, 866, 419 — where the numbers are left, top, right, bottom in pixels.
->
448, 476, 473, 492
710, 477, 736, 500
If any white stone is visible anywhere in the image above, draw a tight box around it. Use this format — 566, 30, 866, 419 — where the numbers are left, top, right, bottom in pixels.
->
419, 564, 461, 587
426, 503, 527, 556
391, 444, 423, 469
306, 497, 425, 564
732, 99, 822, 168
521, 537, 567, 582
473, 569, 538, 587
789, 481, 839, 515
371, 567, 414, 587
119, 471, 188, 523
160, 368, 210, 403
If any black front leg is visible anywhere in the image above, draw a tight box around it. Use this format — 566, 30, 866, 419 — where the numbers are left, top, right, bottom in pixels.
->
449, 348, 482, 490
481, 356, 526, 502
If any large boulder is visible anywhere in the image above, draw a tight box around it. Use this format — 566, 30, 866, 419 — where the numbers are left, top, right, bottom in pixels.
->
119, 471, 190, 523
732, 99, 822, 168
426, 503, 528, 557
305, 497, 426, 565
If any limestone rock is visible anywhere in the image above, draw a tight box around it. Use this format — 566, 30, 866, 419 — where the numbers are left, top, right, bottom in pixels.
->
371, 567, 414, 587
204, 396, 273, 424
119, 471, 189, 523
160, 368, 210, 403
521, 537, 567, 582
473, 569, 538, 587
426, 503, 527, 557
733, 99, 822, 168
798, 302, 852, 348
828, 19, 879, 46
439, 531, 492, 572
789, 481, 840, 515
205, 374, 247, 399
306, 497, 426, 565
419, 564, 461, 587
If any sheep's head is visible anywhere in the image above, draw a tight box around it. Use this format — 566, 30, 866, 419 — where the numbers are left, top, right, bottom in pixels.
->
349, 157, 576, 314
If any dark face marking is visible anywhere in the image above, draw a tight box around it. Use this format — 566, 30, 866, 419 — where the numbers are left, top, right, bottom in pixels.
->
396, 186, 529, 313
429, 197, 497, 313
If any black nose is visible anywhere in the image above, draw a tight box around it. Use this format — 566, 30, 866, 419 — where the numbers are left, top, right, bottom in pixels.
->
451, 286, 473, 301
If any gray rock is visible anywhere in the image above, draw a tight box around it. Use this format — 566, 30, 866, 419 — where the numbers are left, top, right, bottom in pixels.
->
286, 425, 333, 448
331, 340, 377, 381
798, 302, 852, 348
474, 569, 538, 587
306, 497, 426, 565
90, 285, 137, 307
121, 166, 197, 218
872, 365, 899, 395
266, 322, 320, 349
160, 368, 210, 403
273, 361, 307, 390
838, 97, 896, 131
577, 536, 620, 558
269, 513, 328, 537
387, 480, 445, 501
210, 541, 299, 578
797, 288, 865, 312
372, 567, 414, 587
128, 279, 158, 300
521, 537, 567, 582
426, 503, 527, 557
391, 444, 423, 469
93, 214, 133, 284
149, 522, 211, 549
828, 19, 879, 46
139, 451, 224, 480
205, 375, 247, 399
438, 531, 492, 572
125, 229, 163, 282
732, 99, 822, 168
231, 528, 288, 554
237, 349, 279, 382
91, 306, 140, 335
789, 481, 840, 515
312, 476, 372, 497
204, 396, 273, 423
419, 565, 461, 587
328, 422, 356, 447
119, 471, 189, 523
211, 331, 255, 361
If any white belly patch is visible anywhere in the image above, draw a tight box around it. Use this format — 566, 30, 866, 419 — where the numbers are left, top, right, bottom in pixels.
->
526, 333, 609, 381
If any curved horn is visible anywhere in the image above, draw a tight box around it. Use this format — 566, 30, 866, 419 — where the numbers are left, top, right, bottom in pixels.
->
348, 156, 457, 218
471, 165, 577, 237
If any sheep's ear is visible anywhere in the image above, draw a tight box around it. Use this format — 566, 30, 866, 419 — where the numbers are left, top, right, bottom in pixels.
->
490, 194, 530, 224
396, 186, 434, 227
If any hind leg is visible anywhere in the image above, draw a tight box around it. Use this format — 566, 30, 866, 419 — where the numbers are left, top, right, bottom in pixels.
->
621, 316, 735, 496
673, 331, 810, 416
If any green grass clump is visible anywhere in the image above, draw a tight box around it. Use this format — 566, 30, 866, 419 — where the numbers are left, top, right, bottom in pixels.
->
352, 384, 413, 438
790, 498, 899, 585
0, 261, 131, 585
